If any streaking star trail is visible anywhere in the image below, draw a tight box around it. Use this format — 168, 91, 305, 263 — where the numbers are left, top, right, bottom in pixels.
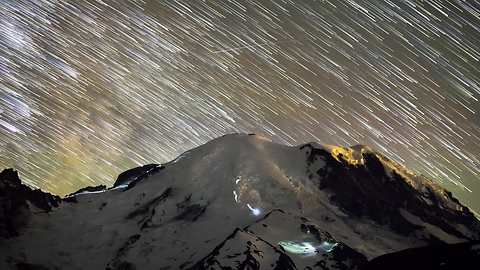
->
0, 0, 479, 213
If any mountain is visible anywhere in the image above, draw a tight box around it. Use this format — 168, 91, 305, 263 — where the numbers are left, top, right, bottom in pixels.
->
1, 133, 479, 270
362, 240, 480, 270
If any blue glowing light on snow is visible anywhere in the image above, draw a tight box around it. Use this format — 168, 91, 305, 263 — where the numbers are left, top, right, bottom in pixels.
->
278, 240, 339, 255
247, 203, 261, 216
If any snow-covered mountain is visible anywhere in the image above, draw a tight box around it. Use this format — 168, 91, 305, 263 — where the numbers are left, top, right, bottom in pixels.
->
1, 133, 479, 269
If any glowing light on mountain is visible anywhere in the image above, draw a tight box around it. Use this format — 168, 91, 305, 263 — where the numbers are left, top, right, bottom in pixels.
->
319, 241, 339, 253
278, 241, 317, 255
233, 190, 239, 203
247, 203, 261, 216
279, 240, 339, 255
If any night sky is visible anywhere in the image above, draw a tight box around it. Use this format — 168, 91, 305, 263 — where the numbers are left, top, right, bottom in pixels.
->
0, 1, 479, 213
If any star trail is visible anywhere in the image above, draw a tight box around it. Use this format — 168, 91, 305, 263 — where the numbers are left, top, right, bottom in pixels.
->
0, 0, 479, 213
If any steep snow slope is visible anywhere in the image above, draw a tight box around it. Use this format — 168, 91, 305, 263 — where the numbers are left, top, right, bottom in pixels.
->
1, 133, 479, 270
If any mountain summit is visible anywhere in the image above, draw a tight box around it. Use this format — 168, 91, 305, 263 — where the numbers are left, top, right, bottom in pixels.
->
1, 133, 479, 269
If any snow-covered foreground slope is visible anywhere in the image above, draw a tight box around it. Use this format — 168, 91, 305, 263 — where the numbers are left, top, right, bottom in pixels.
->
1, 133, 479, 270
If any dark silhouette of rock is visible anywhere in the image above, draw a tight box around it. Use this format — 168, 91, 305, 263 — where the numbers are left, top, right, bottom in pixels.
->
113, 164, 162, 190
299, 143, 480, 241
188, 228, 298, 270
15, 262, 51, 270
67, 185, 107, 197
0, 169, 61, 238
363, 240, 480, 270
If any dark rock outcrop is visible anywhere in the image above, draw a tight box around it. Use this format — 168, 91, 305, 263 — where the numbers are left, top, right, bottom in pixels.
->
106, 234, 141, 270
15, 262, 51, 270
0, 168, 61, 238
188, 228, 297, 270
300, 143, 480, 241
363, 240, 480, 270
113, 164, 163, 190
66, 185, 107, 197
126, 187, 172, 230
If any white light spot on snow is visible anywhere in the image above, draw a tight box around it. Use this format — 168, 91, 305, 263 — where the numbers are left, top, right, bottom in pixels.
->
247, 203, 261, 216
110, 184, 129, 190
278, 241, 317, 255
65, 183, 129, 198
319, 241, 339, 253
233, 190, 239, 203
279, 240, 339, 256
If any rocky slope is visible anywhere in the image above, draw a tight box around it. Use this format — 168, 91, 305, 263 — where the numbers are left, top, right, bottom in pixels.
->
362, 240, 480, 270
0, 169, 61, 238
0, 133, 479, 270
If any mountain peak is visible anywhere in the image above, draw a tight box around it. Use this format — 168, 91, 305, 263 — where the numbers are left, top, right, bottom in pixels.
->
0, 135, 478, 269
0, 168, 61, 238
0, 168, 21, 186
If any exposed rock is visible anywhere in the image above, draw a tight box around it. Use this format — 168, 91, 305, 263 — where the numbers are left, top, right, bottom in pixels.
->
113, 164, 161, 188
188, 228, 297, 270
173, 204, 207, 222
106, 234, 141, 270
0, 169, 61, 238
244, 209, 368, 269
300, 143, 480, 241
66, 185, 107, 197
15, 262, 52, 270
363, 240, 480, 270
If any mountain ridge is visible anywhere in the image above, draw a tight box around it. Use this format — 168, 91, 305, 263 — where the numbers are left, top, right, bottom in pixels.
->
1, 133, 479, 269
